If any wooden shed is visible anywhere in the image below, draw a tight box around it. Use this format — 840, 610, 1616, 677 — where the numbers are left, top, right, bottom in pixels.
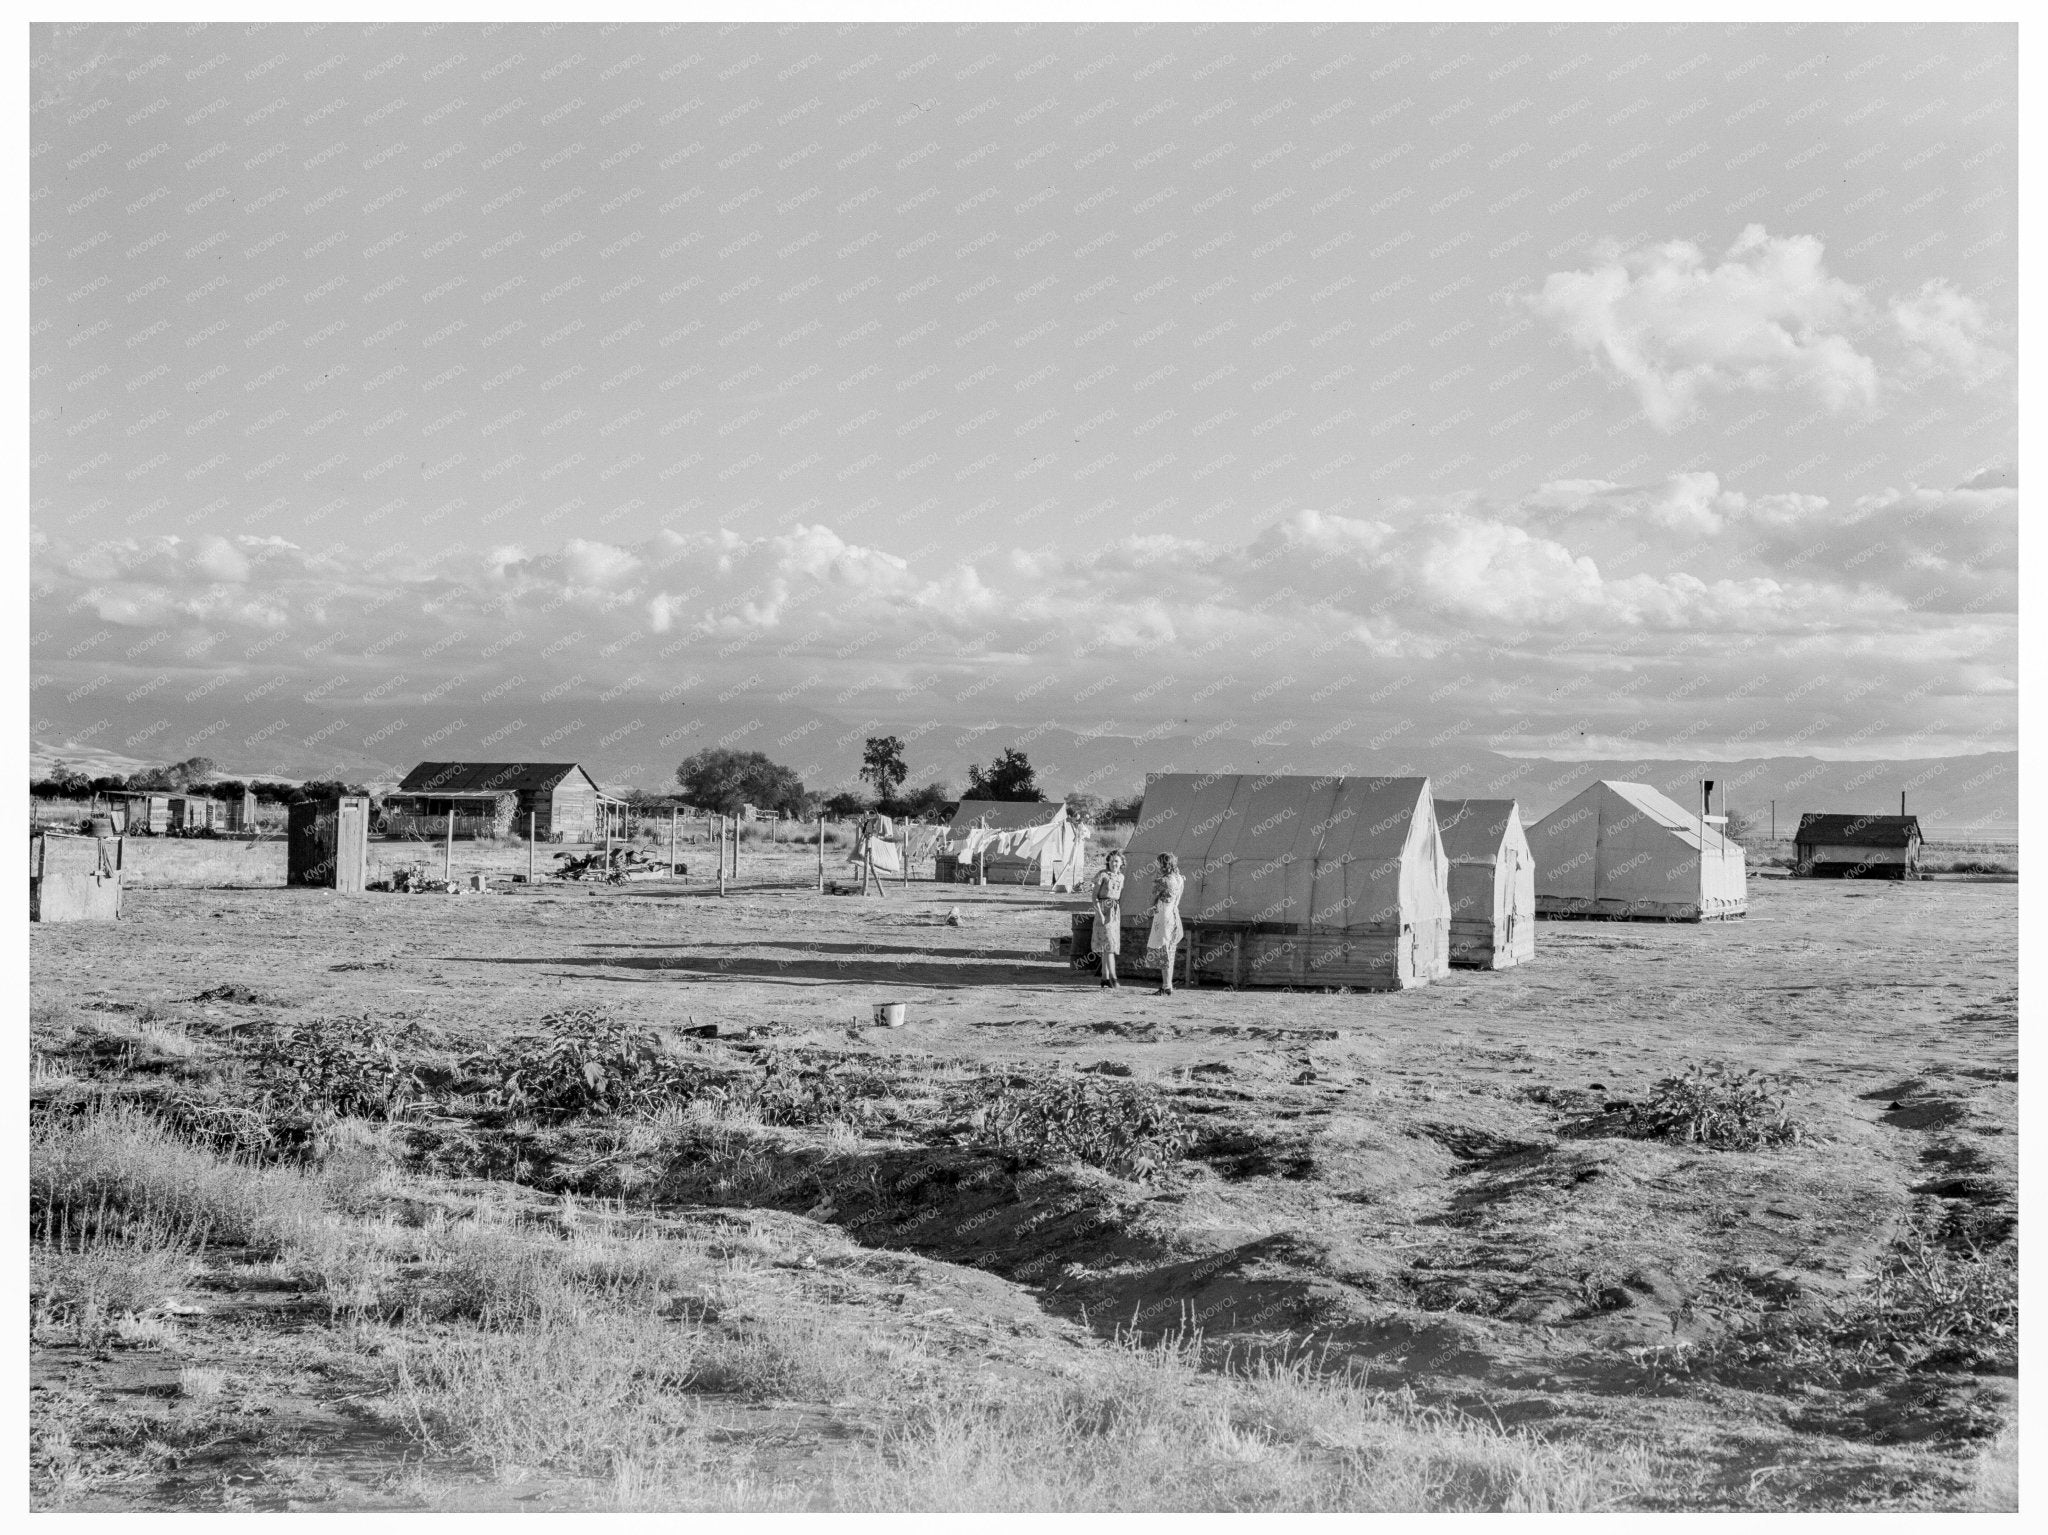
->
1793, 813, 1923, 879
391, 762, 606, 842
109, 792, 170, 836
287, 795, 369, 891
1435, 798, 1536, 969
168, 794, 218, 835
1116, 773, 1451, 990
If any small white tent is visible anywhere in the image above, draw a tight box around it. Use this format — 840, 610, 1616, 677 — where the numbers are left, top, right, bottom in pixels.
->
939, 800, 1086, 888
1121, 773, 1451, 990
1529, 780, 1747, 921
1435, 798, 1536, 969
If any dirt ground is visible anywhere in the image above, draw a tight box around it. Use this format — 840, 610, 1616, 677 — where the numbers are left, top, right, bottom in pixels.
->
30, 846, 2019, 1509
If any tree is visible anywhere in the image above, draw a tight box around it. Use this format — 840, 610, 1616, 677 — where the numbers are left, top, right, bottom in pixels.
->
1063, 792, 1107, 826
168, 756, 217, 787
860, 736, 908, 806
965, 747, 1042, 802
1723, 808, 1764, 846
1101, 794, 1144, 826
896, 782, 954, 821
291, 779, 369, 802
820, 790, 871, 820
674, 748, 809, 816
32, 762, 92, 798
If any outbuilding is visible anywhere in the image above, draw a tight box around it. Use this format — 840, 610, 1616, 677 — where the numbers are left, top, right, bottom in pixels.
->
1117, 773, 1451, 990
1793, 813, 1923, 879
1434, 798, 1537, 969
1529, 780, 1747, 921
390, 762, 609, 842
937, 799, 1087, 888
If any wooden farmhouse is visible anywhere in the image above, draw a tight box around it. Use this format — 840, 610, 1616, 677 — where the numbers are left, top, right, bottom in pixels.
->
1119, 773, 1451, 990
386, 762, 609, 842
1793, 813, 1923, 879
937, 799, 1087, 888
1530, 780, 1747, 921
1434, 798, 1537, 969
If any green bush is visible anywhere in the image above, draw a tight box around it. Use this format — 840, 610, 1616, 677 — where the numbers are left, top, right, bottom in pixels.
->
970, 1073, 1194, 1182
251, 1016, 428, 1122
1614, 1063, 1802, 1150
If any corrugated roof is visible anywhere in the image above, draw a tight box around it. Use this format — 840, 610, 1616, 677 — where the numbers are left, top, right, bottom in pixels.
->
397, 762, 588, 795
1795, 813, 1922, 848
1435, 798, 1516, 862
948, 798, 1066, 834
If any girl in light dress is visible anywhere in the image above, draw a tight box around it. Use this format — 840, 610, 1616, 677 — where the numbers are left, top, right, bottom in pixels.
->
1144, 851, 1186, 995
1091, 849, 1126, 988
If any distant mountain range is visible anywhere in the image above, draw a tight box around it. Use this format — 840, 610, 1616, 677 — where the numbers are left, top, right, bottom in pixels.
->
32, 704, 2017, 842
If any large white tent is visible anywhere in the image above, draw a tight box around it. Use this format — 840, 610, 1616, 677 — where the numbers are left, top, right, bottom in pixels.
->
1120, 773, 1451, 990
1434, 798, 1537, 969
939, 800, 1086, 888
1528, 780, 1747, 921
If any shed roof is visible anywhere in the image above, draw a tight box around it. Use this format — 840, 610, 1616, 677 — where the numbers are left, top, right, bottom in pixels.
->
1434, 798, 1517, 862
397, 762, 591, 795
1794, 813, 1922, 848
947, 798, 1066, 834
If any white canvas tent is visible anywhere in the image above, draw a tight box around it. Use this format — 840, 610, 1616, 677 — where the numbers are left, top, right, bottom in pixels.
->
940, 800, 1086, 888
1120, 773, 1451, 990
1434, 798, 1536, 970
1529, 780, 1747, 921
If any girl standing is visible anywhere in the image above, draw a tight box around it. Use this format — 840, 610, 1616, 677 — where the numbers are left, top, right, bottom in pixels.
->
1144, 851, 1186, 995
1091, 849, 1126, 988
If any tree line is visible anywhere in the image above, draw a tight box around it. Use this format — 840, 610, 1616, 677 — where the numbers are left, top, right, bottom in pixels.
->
30, 740, 1145, 827
30, 757, 367, 804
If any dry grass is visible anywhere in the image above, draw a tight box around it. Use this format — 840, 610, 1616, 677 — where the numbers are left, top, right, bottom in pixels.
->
31, 1104, 327, 1251
831, 1338, 1653, 1512
29, 1106, 1656, 1511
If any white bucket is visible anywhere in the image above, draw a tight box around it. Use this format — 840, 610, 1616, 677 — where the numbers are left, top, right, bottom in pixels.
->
873, 1002, 907, 1028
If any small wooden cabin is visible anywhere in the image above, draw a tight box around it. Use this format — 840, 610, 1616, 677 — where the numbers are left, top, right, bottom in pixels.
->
1794, 813, 1923, 879
391, 762, 606, 842
1434, 798, 1536, 969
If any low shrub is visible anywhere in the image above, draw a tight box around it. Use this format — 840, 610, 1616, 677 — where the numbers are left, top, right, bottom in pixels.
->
970, 1072, 1194, 1182
250, 1016, 428, 1122
1645, 1217, 2017, 1390
475, 1010, 695, 1120
1613, 1062, 1802, 1150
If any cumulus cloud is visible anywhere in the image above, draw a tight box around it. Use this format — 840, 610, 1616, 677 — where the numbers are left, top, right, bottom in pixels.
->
29, 473, 2015, 769
1890, 280, 2011, 388
1529, 226, 1881, 430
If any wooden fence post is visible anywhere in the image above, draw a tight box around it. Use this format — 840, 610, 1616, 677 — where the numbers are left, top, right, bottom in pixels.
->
817, 815, 825, 892
669, 808, 678, 876
444, 808, 454, 886
717, 816, 727, 897
527, 812, 535, 884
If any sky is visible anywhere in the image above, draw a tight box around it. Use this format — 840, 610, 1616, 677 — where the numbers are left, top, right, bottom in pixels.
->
29, 20, 2017, 793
